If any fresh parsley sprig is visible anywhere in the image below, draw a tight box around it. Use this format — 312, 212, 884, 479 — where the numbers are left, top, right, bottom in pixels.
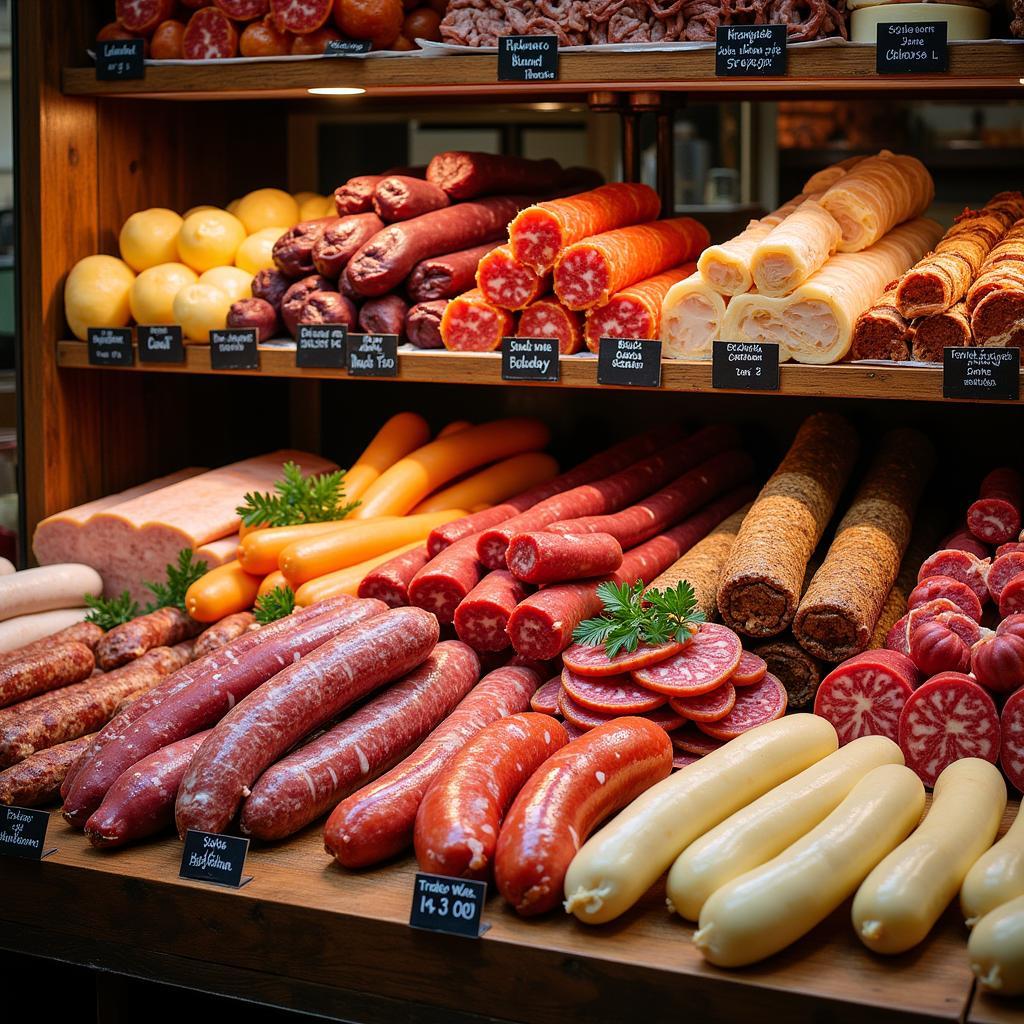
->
254, 585, 296, 625
237, 461, 358, 529
144, 549, 208, 613
572, 579, 704, 659
84, 590, 141, 630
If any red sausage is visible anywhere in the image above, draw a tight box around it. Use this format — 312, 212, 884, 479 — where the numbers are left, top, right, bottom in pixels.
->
908, 575, 984, 622
312, 213, 385, 279
95, 606, 201, 670
506, 532, 623, 585
373, 175, 450, 223
192, 612, 257, 660
404, 301, 448, 350
324, 665, 539, 869
476, 245, 549, 311
453, 569, 529, 652
0, 733, 96, 808
358, 295, 408, 337
427, 152, 563, 201
273, 220, 335, 279
240, 642, 481, 841
414, 712, 568, 880
84, 730, 211, 848
334, 175, 385, 216
918, 548, 991, 605
968, 467, 1023, 545
357, 545, 431, 607
494, 717, 673, 915
0, 643, 94, 708
407, 243, 499, 303
0, 622, 104, 666
408, 534, 486, 625
175, 607, 438, 837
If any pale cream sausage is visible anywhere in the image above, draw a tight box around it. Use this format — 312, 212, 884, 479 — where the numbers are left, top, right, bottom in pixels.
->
0, 565, 101, 623
962, 805, 1024, 926
970, 894, 1024, 996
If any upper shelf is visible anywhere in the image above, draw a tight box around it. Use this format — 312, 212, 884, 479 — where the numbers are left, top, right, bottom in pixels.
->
61, 44, 1024, 100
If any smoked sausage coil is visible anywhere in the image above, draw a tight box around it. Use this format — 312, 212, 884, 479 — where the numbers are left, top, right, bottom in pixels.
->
175, 606, 438, 837
95, 606, 202, 671
324, 665, 539, 869
427, 151, 563, 201
0, 642, 94, 709
517, 299, 583, 355
476, 245, 549, 311
407, 243, 500, 304
453, 570, 530, 651
440, 289, 515, 352
192, 612, 256, 660
404, 301, 448, 350
240, 642, 481, 841
373, 176, 449, 223
0, 733, 96, 807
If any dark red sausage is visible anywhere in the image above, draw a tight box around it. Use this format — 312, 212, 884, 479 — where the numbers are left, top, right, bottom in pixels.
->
357, 545, 431, 607
192, 612, 256, 660
175, 607, 439, 837
427, 152, 563, 201
0, 733, 96, 807
408, 534, 484, 625
299, 291, 358, 332
273, 218, 335, 278
281, 275, 334, 336
407, 243, 499, 303
506, 532, 623, 585
252, 268, 292, 312
373, 175, 450, 223
358, 294, 408, 337
334, 175, 384, 216
0, 642, 94, 709
95, 606, 202, 671
404, 301, 448, 350
324, 665, 539, 868
239, 641, 480, 841
968, 468, 1023, 545
453, 569, 529, 651
312, 213, 385, 279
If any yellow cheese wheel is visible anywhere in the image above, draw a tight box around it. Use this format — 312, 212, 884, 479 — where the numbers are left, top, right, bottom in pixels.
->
234, 227, 288, 275
299, 194, 332, 221
64, 255, 136, 341
850, 3, 989, 39
119, 208, 184, 272
177, 209, 246, 272
198, 265, 253, 305
234, 188, 300, 234
130, 262, 198, 325
172, 282, 233, 342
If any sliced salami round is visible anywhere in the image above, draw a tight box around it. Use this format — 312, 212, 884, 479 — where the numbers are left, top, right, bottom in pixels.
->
999, 574, 1024, 619
814, 649, 917, 745
560, 638, 685, 679
560, 667, 666, 714
731, 651, 767, 687
671, 721, 726, 756
183, 7, 239, 59
669, 682, 736, 723
673, 751, 702, 770
557, 690, 683, 732
695, 672, 788, 741
908, 576, 983, 623
562, 719, 586, 741
918, 549, 991, 606
898, 672, 1001, 787
997, 542, 1024, 559
631, 623, 742, 697
885, 599, 961, 656
1000, 688, 1024, 793
935, 610, 983, 648
968, 468, 1023, 545
942, 530, 990, 560
117, 0, 174, 34
987, 552, 1024, 603
530, 676, 563, 716
270, 0, 331, 34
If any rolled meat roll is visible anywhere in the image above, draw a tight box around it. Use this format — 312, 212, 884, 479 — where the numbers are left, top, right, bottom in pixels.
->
851, 283, 912, 362
801, 155, 866, 195
910, 301, 972, 363
660, 271, 728, 360
750, 199, 843, 297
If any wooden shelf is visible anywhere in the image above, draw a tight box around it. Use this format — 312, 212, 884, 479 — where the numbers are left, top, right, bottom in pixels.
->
61, 44, 1024, 100
56, 339, 1022, 404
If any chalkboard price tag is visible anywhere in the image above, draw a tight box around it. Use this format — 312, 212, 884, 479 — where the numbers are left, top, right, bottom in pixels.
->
210, 329, 259, 371
297, 324, 347, 369
87, 327, 134, 367
712, 341, 780, 391
876, 22, 948, 74
498, 35, 558, 82
96, 38, 145, 80
137, 325, 185, 364
347, 333, 399, 377
943, 347, 1019, 401
501, 337, 559, 382
598, 338, 662, 388
715, 25, 787, 76
0, 806, 54, 861
179, 830, 252, 888
325, 39, 372, 56
409, 873, 487, 938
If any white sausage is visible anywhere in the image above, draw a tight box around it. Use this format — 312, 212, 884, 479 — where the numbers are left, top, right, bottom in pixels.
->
970, 894, 1024, 996
853, 757, 1005, 954
563, 714, 838, 925
667, 735, 903, 921
693, 763, 925, 968
0, 558, 15, 576
0, 564, 102, 623
0, 607, 90, 653
962, 804, 1024, 926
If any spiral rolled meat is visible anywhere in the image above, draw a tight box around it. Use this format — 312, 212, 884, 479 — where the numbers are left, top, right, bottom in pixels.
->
660, 272, 728, 359
750, 199, 842, 297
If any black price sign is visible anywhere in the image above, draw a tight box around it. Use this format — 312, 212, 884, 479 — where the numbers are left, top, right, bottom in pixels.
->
138, 325, 185, 364
297, 324, 347, 369
498, 35, 558, 82
0, 806, 54, 861
210, 329, 259, 371
409, 873, 487, 938
87, 327, 133, 367
96, 38, 145, 80
876, 22, 948, 74
943, 347, 1020, 401
325, 39, 372, 56
347, 333, 399, 377
501, 337, 559, 382
712, 341, 780, 391
179, 830, 251, 888
597, 338, 662, 388
715, 25, 787, 77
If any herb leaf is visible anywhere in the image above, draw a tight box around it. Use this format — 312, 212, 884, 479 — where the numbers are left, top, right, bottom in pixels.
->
144, 549, 208, 613
84, 591, 140, 631
236, 461, 359, 529
255, 585, 296, 625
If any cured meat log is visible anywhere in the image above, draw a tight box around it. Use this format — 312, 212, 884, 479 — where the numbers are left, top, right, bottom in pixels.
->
717, 413, 860, 639
851, 283, 911, 362
192, 612, 256, 660
517, 299, 583, 355
0, 642, 95, 708
440, 288, 514, 351
750, 199, 842, 298
0, 733, 96, 807
0, 621, 104, 667
968, 218, 1024, 349
508, 183, 661, 274
335, 175, 385, 216
454, 570, 531, 651
358, 546, 431, 607
359, 295, 408, 337
506, 533, 623, 587
407, 243, 499, 303
793, 429, 935, 663
476, 245, 549, 311
660, 271, 727, 360
373, 176, 449, 223
554, 217, 710, 310
910, 301, 971, 363
427, 151, 563, 201
404, 301, 447, 350
583, 264, 694, 352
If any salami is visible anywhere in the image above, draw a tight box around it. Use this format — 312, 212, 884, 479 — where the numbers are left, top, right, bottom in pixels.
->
0, 733, 96, 807
1000, 573, 1024, 619
476, 245, 549, 311
453, 570, 528, 652
312, 213, 385, 279
530, 676, 563, 715
408, 535, 484, 625
357, 545, 431, 607
998, 542, 1024, 558
270, 0, 331, 32
554, 218, 710, 311
986, 552, 1024, 603
918, 548, 991, 605
561, 639, 684, 679
898, 672, 1001, 786
517, 299, 583, 355
942, 529, 990, 560
506, 532, 623, 585
732, 651, 767, 687
1000, 687, 1024, 793
404, 301, 447, 350
969, 468, 1023, 546
558, 690, 685, 733
753, 638, 823, 710
182, 7, 239, 59
426, 152, 563, 201
672, 721, 726, 756
440, 288, 514, 351
908, 575, 983, 622
0, 642, 94, 709
669, 682, 737, 723
117, 0, 175, 34
335, 176, 384, 217
407, 244, 499, 303
814, 650, 918, 746
695, 672, 788, 741
359, 294, 408, 337
632, 623, 743, 697
583, 265, 695, 352
560, 667, 666, 714
509, 183, 662, 274
192, 612, 256, 660
373, 176, 449, 224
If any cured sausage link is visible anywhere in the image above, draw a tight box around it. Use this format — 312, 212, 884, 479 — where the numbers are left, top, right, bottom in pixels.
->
453, 570, 530, 651
506, 533, 623, 586
95, 606, 202, 670
407, 243, 500, 304
0, 642, 95, 709
427, 152, 563, 201
192, 612, 256, 660
357, 545, 431, 608
175, 607, 440, 837
0, 733, 96, 808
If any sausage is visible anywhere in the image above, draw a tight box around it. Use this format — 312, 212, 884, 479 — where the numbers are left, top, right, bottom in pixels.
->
0, 644, 192, 767
272, 218, 335, 278
969, 468, 1023, 546
312, 213, 385, 279
517, 299, 583, 355
0, 564, 102, 623
408, 535, 485, 625
0, 621, 104, 666
95, 606, 202, 670
83, 730, 209, 848
281, 275, 333, 336
239, 641, 480, 841
299, 290, 358, 332
404, 300, 447, 350
506, 532, 623, 586
251, 268, 292, 312
373, 176, 450, 223
61, 596, 376, 828
440, 289, 514, 352
414, 712, 568, 881
357, 545, 431, 607
0, 733, 96, 807
476, 245, 549, 311
192, 612, 256, 660
347, 196, 526, 298
407, 243, 499, 303
334, 175, 385, 216
0, 642, 94, 709
175, 606, 439, 837
324, 665, 539, 868
426, 152, 563, 201
228, 297, 278, 342
453, 570, 529, 652
358, 294, 408, 337
494, 718, 673, 915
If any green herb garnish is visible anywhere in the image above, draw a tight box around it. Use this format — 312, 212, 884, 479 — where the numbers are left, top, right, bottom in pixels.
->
236, 461, 358, 529
144, 548, 208, 613
84, 590, 140, 630
572, 579, 704, 659
254, 585, 296, 625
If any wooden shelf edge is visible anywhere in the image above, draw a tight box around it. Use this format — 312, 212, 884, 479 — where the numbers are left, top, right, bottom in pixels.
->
57, 339, 1023, 404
